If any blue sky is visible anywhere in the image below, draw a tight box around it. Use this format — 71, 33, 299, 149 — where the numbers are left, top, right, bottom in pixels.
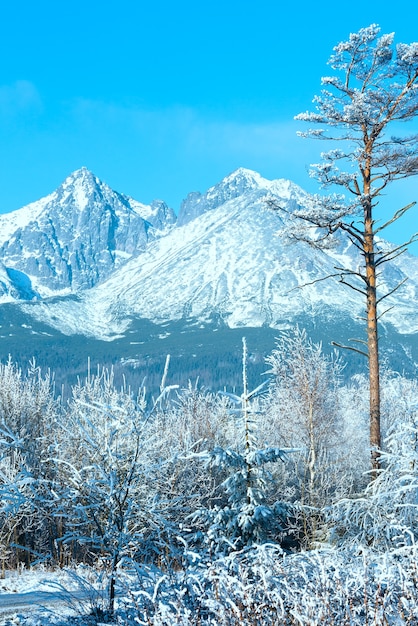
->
1, 0, 417, 250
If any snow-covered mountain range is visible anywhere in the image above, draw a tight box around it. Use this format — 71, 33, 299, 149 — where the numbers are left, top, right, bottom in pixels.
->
1, 167, 418, 342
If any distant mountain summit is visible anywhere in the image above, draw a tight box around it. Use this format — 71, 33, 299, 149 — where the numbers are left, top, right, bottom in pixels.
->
0, 168, 176, 296
177, 168, 304, 226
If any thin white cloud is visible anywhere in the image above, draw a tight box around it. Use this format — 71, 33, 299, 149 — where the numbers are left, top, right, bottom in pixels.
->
69, 97, 308, 161
0, 80, 43, 119
183, 116, 304, 158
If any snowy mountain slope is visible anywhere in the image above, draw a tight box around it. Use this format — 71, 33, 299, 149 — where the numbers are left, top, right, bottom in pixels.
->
0, 261, 39, 301
0, 168, 176, 296
17, 168, 418, 340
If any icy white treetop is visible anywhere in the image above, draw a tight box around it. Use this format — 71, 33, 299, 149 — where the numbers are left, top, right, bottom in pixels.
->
295, 24, 418, 132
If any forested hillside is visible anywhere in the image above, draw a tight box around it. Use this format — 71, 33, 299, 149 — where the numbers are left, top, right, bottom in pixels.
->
1, 330, 418, 623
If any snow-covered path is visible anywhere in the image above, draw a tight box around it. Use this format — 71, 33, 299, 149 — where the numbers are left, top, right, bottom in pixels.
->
0, 590, 64, 618
0, 568, 129, 624
0, 589, 90, 623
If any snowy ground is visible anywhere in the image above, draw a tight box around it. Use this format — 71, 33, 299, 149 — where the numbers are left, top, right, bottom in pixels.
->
0, 567, 113, 625
1, 548, 417, 625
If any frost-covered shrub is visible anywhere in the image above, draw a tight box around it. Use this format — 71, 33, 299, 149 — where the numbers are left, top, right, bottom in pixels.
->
148, 382, 232, 538
168, 382, 231, 450
56, 367, 180, 612
114, 544, 418, 625
262, 328, 361, 547
328, 400, 418, 550
0, 358, 60, 567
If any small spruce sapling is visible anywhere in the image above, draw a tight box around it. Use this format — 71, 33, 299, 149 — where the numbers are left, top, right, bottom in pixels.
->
193, 338, 290, 554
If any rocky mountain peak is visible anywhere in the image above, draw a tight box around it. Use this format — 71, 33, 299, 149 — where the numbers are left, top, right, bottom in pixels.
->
62, 165, 97, 186
177, 168, 300, 227
0, 169, 174, 296
54, 167, 118, 213
177, 168, 267, 227
216, 167, 265, 189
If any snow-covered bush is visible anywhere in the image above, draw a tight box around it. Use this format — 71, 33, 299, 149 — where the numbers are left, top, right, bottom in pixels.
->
262, 328, 361, 547
328, 387, 418, 550
0, 358, 60, 567
112, 544, 418, 625
55, 366, 177, 612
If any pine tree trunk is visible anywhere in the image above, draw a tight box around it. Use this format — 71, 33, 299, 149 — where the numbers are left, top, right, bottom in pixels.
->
364, 195, 381, 476
366, 261, 381, 473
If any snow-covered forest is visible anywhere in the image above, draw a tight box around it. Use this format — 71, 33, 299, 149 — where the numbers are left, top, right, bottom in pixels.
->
1, 329, 418, 624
